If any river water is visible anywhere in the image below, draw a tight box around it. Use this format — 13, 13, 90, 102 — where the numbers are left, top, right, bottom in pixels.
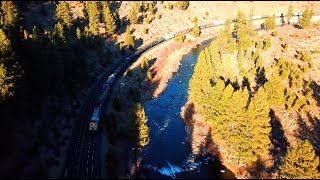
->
140, 41, 236, 179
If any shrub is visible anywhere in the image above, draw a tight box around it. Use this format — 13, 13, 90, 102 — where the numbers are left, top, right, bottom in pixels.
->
175, 33, 186, 43
144, 17, 150, 24
263, 38, 271, 51
282, 43, 288, 53
143, 27, 148, 34
147, 70, 152, 81
175, 1, 189, 10
141, 56, 149, 70
168, 2, 173, 10
271, 30, 278, 36
156, 13, 161, 19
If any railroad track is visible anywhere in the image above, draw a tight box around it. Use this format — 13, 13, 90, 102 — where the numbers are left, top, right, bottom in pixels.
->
64, 12, 320, 179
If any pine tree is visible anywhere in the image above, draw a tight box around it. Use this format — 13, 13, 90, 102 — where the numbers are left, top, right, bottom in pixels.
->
248, 8, 254, 36
300, 7, 311, 28
129, 6, 138, 24
0, 1, 18, 29
102, 2, 116, 35
85, 1, 100, 36
0, 63, 13, 100
191, 17, 200, 37
133, 103, 150, 147
244, 87, 271, 164
0, 29, 11, 57
175, 1, 189, 10
141, 56, 149, 70
263, 37, 271, 51
50, 22, 66, 48
264, 15, 276, 30
233, 10, 247, 35
23, 29, 29, 40
124, 25, 134, 49
76, 27, 81, 40
279, 140, 320, 179
55, 1, 72, 28
286, 5, 293, 24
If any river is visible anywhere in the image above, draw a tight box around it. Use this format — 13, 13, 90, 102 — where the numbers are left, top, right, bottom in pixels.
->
140, 41, 236, 179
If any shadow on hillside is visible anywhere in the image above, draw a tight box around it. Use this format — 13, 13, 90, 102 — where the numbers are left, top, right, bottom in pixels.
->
296, 113, 320, 156
117, 17, 129, 35
311, 81, 320, 106
293, 24, 303, 29
135, 37, 144, 49
137, 15, 144, 24
268, 109, 289, 174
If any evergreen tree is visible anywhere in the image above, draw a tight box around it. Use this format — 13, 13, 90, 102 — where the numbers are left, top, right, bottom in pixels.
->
300, 7, 312, 28
175, 1, 189, 10
124, 25, 134, 49
0, 1, 18, 29
244, 87, 271, 163
264, 74, 286, 109
248, 8, 254, 36
0, 63, 13, 100
55, 1, 72, 28
191, 17, 200, 37
85, 1, 100, 36
76, 27, 81, 40
233, 10, 247, 35
286, 5, 293, 24
263, 37, 271, 51
129, 6, 138, 24
0, 29, 11, 57
279, 140, 320, 179
102, 2, 116, 35
264, 15, 276, 30
50, 22, 66, 48
133, 103, 150, 147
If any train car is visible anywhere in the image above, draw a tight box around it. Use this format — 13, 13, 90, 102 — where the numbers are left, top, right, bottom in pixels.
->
199, 23, 205, 29
204, 23, 214, 28
163, 32, 175, 40
251, 15, 263, 20
293, 11, 303, 16
107, 74, 116, 85
158, 37, 165, 43
213, 20, 225, 26
89, 106, 100, 132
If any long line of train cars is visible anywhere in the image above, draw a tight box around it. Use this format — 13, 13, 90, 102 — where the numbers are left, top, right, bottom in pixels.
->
88, 11, 310, 132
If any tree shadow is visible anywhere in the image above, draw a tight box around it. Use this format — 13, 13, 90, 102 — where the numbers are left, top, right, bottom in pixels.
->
117, 16, 129, 35
310, 81, 320, 105
268, 109, 289, 173
241, 77, 252, 94
296, 113, 320, 155
137, 15, 144, 24
293, 24, 303, 29
135, 37, 144, 49
108, 1, 122, 12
